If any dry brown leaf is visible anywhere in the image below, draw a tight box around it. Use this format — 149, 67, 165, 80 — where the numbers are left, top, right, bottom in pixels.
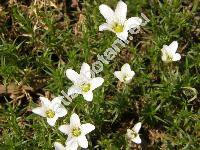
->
149, 129, 167, 145
0, 83, 33, 105
74, 13, 86, 36
71, 0, 78, 8
8, 0, 17, 5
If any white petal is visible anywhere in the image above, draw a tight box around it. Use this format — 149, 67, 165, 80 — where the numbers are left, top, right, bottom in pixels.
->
51, 96, 63, 105
68, 85, 81, 96
161, 50, 168, 62
168, 41, 178, 53
78, 135, 88, 148
40, 97, 51, 107
66, 69, 80, 84
66, 135, 72, 142
32, 107, 46, 117
70, 113, 81, 128
90, 77, 104, 90
59, 124, 71, 135
121, 63, 132, 73
124, 17, 142, 31
162, 45, 168, 52
114, 71, 124, 82
132, 122, 141, 133
128, 71, 135, 78
80, 63, 91, 80
99, 23, 113, 31
161, 57, 167, 62
132, 135, 141, 144
81, 123, 95, 135
124, 73, 135, 83
116, 31, 128, 41
66, 139, 78, 150
47, 117, 58, 126
50, 97, 67, 117
99, 4, 116, 24
54, 142, 65, 150
82, 91, 93, 101
115, 1, 127, 24
172, 53, 181, 61
54, 105, 67, 118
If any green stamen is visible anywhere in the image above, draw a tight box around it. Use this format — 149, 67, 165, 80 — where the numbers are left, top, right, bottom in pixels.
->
81, 83, 91, 92
130, 130, 137, 138
45, 109, 55, 118
123, 76, 128, 81
72, 128, 81, 137
113, 23, 124, 33
166, 54, 173, 61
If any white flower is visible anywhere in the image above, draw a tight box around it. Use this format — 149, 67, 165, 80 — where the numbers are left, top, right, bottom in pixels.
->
66, 62, 104, 101
126, 122, 142, 144
114, 63, 135, 83
161, 41, 181, 62
54, 142, 66, 150
32, 97, 67, 126
59, 113, 95, 150
99, 1, 142, 41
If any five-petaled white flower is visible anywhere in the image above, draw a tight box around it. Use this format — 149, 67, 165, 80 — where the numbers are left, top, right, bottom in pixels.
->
66, 62, 104, 101
32, 97, 67, 126
126, 122, 142, 144
59, 113, 95, 150
99, 1, 142, 41
161, 41, 181, 62
114, 63, 135, 83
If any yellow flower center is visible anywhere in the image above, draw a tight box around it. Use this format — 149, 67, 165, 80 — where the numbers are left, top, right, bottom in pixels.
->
45, 109, 55, 118
113, 23, 124, 33
72, 128, 81, 137
81, 83, 91, 93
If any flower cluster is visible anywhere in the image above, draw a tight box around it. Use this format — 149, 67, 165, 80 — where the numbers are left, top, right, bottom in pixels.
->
32, 1, 181, 149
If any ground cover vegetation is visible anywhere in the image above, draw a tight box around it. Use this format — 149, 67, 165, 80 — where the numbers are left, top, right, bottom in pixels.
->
0, 0, 199, 149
